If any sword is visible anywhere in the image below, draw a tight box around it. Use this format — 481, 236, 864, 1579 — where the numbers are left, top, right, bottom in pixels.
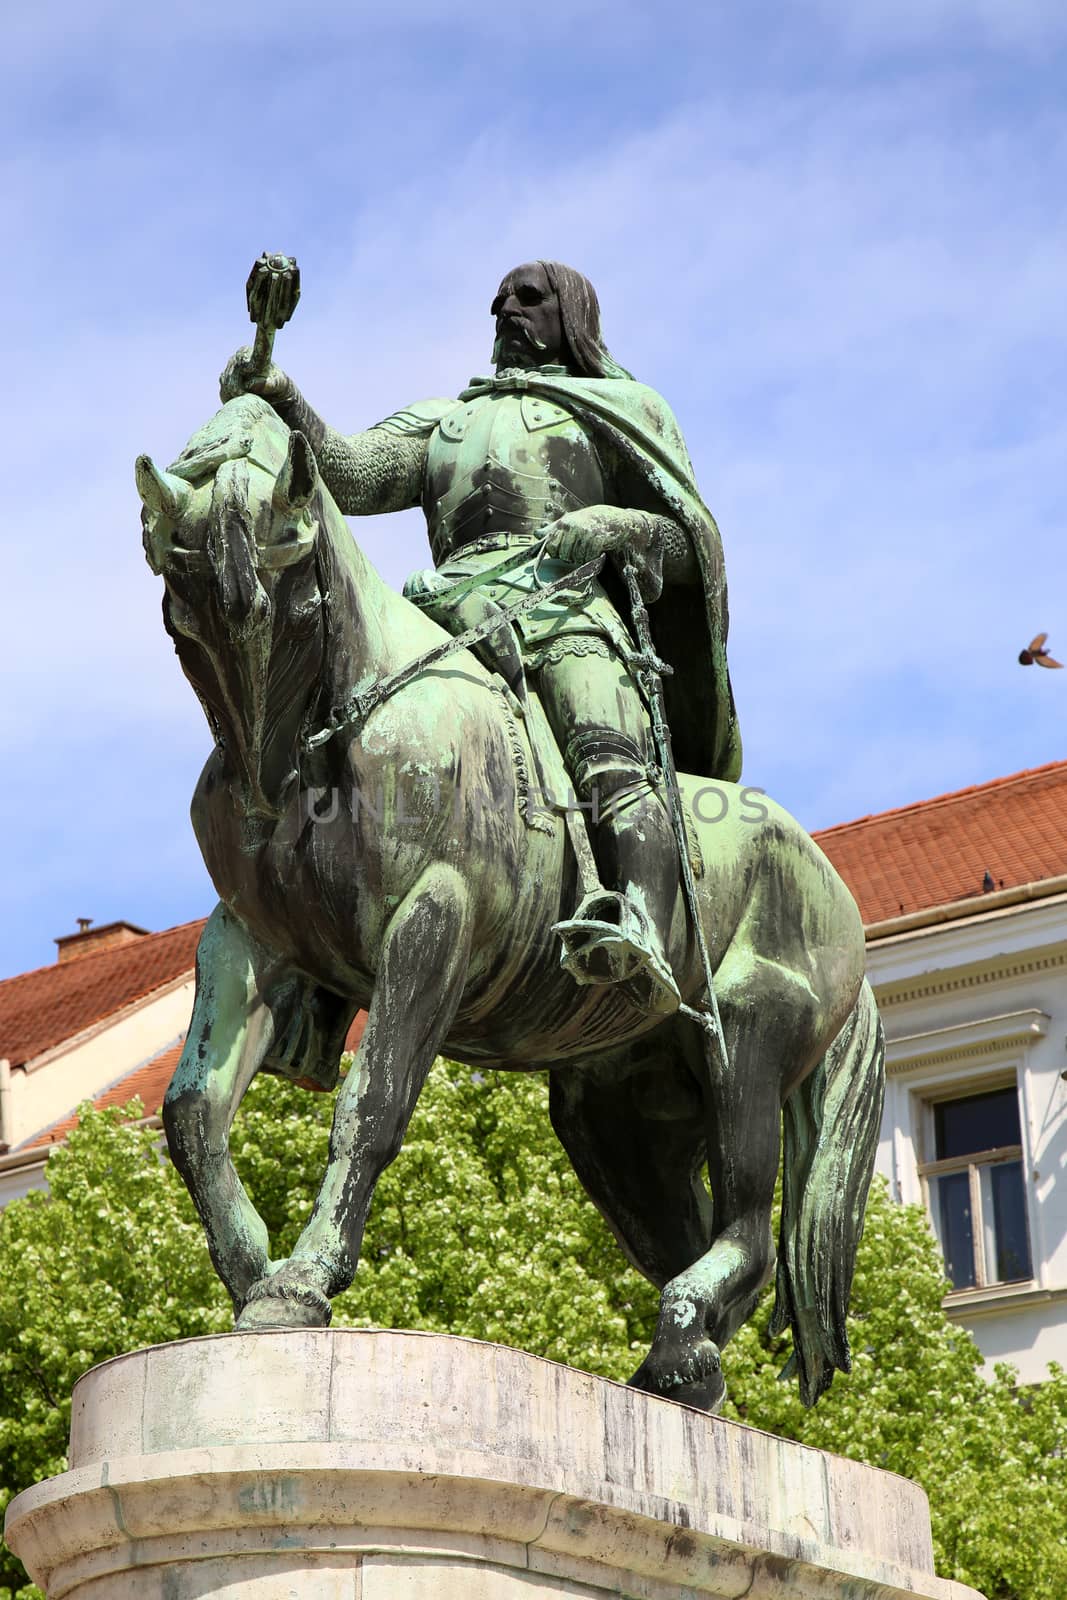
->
621, 562, 729, 1070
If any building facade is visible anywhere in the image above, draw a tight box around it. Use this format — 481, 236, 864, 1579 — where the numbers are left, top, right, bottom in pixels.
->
817, 761, 1067, 1383
0, 919, 203, 1205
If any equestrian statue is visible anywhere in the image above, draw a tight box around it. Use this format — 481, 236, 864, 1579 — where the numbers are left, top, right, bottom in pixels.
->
136, 253, 884, 1411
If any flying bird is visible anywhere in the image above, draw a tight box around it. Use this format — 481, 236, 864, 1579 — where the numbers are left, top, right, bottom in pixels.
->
1018, 632, 1063, 668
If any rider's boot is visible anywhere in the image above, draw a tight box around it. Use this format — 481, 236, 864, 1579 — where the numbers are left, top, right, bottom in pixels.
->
403, 569, 528, 711
552, 729, 680, 1016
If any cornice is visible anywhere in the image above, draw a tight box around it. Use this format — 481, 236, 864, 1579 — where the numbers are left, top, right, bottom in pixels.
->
944, 1281, 1067, 1321
872, 941, 1067, 1008
865, 878, 1067, 943
0, 1114, 163, 1176
885, 1008, 1050, 1077
0, 1145, 47, 1178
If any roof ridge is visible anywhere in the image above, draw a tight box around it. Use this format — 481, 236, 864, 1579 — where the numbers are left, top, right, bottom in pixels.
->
814, 759, 1067, 839
0, 917, 206, 991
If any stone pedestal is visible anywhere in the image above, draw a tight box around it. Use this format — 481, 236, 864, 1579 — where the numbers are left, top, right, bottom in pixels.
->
6, 1329, 985, 1599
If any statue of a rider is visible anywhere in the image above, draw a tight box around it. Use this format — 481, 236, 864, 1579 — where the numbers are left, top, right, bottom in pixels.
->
221, 260, 741, 1018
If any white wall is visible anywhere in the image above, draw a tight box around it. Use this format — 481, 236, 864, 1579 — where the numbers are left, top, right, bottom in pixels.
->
6, 976, 193, 1150
869, 892, 1067, 1383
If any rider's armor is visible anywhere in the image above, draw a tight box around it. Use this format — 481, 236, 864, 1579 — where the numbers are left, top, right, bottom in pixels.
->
410, 382, 638, 674
426, 390, 600, 556
276, 367, 685, 1015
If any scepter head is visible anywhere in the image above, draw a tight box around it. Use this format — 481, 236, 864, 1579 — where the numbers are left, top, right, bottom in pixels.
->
245, 253, 301, 384
246, 252, 301, 333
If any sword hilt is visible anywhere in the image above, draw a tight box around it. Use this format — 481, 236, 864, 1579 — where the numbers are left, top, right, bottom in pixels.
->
623, 565, 673, 678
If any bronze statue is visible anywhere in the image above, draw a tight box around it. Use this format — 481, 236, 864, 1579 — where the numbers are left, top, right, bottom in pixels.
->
220, 260, 740, 1016
136, 257, 883, 1411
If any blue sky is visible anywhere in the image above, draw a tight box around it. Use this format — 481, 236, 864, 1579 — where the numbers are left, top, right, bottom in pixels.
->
2, 0, 1065, 977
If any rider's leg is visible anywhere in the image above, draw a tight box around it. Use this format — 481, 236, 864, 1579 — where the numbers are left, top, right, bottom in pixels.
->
403, 568, 527, 708
539, 645, 680, 1013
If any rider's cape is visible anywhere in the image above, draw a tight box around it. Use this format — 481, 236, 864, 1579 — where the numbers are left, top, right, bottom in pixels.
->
378, 373, 743, 783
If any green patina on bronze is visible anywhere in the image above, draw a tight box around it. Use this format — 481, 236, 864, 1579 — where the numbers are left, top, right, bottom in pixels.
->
136, 258, 885, 1410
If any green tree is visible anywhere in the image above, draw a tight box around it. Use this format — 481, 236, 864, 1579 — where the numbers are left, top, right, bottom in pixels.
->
0, 1104, 230, 1598
2, 1061, 1064, 1598
231, 1056, 660, 1370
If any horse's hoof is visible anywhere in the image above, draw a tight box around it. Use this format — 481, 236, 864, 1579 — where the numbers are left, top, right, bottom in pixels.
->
674, 1370, 727, 1414
235, 1295, 328, 1330
627, 1338, 726, 1413
235, 1267, 333, 1331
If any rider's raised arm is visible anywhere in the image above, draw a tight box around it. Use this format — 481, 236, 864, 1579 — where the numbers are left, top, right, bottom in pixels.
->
218, 349, 450, 515
273, 387, 452, 516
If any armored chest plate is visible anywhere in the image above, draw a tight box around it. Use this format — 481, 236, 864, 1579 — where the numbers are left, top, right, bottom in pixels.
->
425, 392, 605, 563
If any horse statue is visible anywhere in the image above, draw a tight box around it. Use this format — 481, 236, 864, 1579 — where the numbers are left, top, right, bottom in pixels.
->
137, 392, 884, 1412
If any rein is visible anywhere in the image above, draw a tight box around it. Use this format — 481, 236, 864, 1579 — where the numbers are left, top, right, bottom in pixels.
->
303, 554, 606, 751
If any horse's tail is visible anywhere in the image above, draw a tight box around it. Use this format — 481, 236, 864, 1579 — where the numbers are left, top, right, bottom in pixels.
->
771, 977, 885, 1406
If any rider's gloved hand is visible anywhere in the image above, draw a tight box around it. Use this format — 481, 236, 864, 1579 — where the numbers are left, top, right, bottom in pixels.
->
546, 507, 665, 602
219, 347, 293, 406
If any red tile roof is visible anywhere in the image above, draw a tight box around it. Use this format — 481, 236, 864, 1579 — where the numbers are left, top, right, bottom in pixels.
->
24, 1042, 186, 1149
0, 920, 205, 1069
815, 761, 1067, 927
0, 913, 368, 1153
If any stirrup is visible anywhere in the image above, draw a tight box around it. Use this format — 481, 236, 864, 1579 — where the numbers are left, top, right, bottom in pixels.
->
553, 891, 680, 1017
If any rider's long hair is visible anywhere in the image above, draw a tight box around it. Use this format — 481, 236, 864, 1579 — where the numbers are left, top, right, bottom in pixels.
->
538, 261, 634, 380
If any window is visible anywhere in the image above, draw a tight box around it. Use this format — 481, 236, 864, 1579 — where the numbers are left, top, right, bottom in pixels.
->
919, 1085, 1033, 1291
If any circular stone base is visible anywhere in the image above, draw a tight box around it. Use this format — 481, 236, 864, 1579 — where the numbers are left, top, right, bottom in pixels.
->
5, 1329, 986, 1599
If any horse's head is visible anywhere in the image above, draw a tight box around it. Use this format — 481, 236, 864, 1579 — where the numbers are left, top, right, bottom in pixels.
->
137, 395, 330, 817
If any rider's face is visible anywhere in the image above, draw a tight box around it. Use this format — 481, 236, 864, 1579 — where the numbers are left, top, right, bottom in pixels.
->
491, 263, 564, 369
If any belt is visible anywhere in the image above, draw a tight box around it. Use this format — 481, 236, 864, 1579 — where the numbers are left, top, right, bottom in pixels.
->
438, 530, 543, 562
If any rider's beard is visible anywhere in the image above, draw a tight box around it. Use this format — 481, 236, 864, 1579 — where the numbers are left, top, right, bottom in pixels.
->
493, 318, 548, 369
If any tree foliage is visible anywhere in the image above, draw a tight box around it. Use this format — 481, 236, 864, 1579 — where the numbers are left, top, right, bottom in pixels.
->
0, 1104, 230, 1599
724, 1186, 1067, 1598
1, 1060, 1064, 1599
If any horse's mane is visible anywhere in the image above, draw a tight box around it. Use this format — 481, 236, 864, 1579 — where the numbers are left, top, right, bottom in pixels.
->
168, 393, 291, 484
168, 393, 368, 621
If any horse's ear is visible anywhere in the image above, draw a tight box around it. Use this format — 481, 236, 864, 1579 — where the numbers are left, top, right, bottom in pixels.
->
136, 455, 190, 519
273, 430, 318, 514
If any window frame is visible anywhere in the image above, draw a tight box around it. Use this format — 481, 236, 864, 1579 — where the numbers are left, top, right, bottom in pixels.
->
916, 1078, 1034, 1294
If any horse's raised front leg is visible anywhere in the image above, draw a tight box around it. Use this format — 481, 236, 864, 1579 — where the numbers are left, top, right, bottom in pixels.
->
237, 863, 472, 1329
163, 903, 282, 1312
